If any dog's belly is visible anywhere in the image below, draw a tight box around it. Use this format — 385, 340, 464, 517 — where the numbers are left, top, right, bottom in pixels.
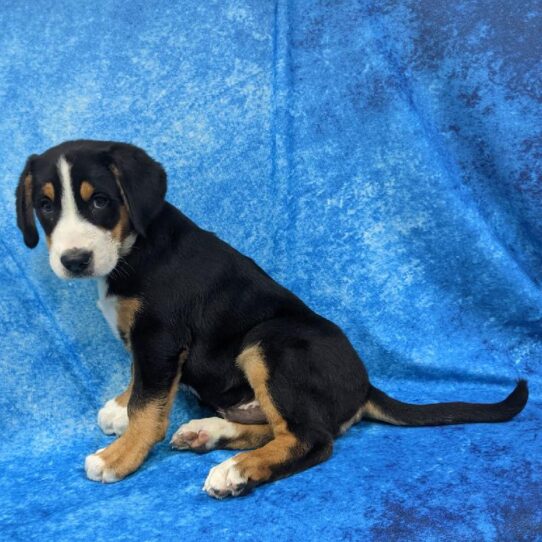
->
181, 382, 266, 423
217, 400, 267, 424
181, 345, 263, 415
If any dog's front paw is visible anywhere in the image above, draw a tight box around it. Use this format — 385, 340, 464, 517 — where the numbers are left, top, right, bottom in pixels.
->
84, 434, 149, 483
203, 457, 249, 499
97, 399, 128, 436
84, 449, 119, 483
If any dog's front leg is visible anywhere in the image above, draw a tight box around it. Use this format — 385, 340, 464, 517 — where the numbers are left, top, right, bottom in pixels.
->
97, 363, 133, 436
85, 328, 186, 483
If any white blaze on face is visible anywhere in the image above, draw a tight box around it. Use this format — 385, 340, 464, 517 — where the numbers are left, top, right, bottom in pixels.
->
49, 155, 122, 278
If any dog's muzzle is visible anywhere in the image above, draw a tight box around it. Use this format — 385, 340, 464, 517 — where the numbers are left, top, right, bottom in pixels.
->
60, 248, 93, 275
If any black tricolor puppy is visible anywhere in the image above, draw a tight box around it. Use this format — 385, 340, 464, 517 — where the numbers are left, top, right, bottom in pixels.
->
15, 140, 529, 498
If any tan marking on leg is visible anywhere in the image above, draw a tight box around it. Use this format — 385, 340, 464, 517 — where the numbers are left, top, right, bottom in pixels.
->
233, 345, 302, 483
116, 297, 141, 349
92, 367, 181, 481
164, 366, 182, 417
225, 423, 273, 449
112, 205, 130, 242
94, 402, 165, 479
115, 363, 134, 407
42, 182, 55, 201
80, 180, 94, 201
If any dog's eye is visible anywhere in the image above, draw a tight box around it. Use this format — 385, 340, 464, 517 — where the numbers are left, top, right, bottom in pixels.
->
91, 194, 109, 209
39, 197, 53, 213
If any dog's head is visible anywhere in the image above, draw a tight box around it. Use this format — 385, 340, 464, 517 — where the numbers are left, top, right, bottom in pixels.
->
15, 140, 166, 278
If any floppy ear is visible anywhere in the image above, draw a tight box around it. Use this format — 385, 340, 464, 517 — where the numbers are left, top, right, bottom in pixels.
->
108, 144, 167, 236
15, 154, 39, 248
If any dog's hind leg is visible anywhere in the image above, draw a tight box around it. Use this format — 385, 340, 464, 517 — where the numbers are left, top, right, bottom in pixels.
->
170, 417, 273, 452
203, 344, 334, 499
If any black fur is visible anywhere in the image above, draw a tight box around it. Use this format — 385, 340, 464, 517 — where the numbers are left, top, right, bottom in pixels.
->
365, 380, 528, 426
111, 200, 527, 431
17, 140, 529, 490
108, 143, 167, 236
112, 203, 370, 427
15, 154, 39, 248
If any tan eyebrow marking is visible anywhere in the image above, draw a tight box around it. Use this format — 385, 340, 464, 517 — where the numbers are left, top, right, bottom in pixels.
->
42, 182, 55, 201
80, 181, 95, 202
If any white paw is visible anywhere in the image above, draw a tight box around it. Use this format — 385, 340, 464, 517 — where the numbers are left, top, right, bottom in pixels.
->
97, 399, 128, 436
170, 417, 236, 451
84, 450, 118, 483
203, 457, 248, 499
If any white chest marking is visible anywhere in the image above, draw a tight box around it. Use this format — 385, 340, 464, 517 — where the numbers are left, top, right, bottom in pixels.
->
96, 278, 120, 339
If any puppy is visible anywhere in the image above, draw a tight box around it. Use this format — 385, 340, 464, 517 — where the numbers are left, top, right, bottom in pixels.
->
15, 140, 528, 498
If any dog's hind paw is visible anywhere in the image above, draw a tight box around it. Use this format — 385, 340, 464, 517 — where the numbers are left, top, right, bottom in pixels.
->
203, 457, 249, 499
170, 417, 237, 452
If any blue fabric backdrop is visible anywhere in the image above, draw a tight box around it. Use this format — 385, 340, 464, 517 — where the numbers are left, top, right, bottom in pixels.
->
0, 1, 540, 540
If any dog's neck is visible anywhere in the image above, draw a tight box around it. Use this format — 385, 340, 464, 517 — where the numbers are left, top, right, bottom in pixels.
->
105, 203, 200, 296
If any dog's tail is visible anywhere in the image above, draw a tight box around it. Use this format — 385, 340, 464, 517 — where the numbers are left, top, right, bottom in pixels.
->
363, 380, 528, 426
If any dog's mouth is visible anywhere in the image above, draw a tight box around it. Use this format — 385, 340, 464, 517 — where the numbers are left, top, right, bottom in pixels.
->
63, 268, 95, 279
52, 265, 96, 280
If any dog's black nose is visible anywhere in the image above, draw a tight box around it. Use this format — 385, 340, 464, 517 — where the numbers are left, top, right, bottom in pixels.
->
60, 249, 92, 274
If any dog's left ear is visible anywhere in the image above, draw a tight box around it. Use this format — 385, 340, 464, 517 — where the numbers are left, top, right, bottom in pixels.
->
107, 143, 167, 236
15, 154, 39, 248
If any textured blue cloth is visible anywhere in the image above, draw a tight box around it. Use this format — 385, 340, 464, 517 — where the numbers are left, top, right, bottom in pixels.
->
0, 1, 540, 540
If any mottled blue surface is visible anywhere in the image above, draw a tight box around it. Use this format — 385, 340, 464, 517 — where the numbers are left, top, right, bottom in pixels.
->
0, 1, 541, 540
